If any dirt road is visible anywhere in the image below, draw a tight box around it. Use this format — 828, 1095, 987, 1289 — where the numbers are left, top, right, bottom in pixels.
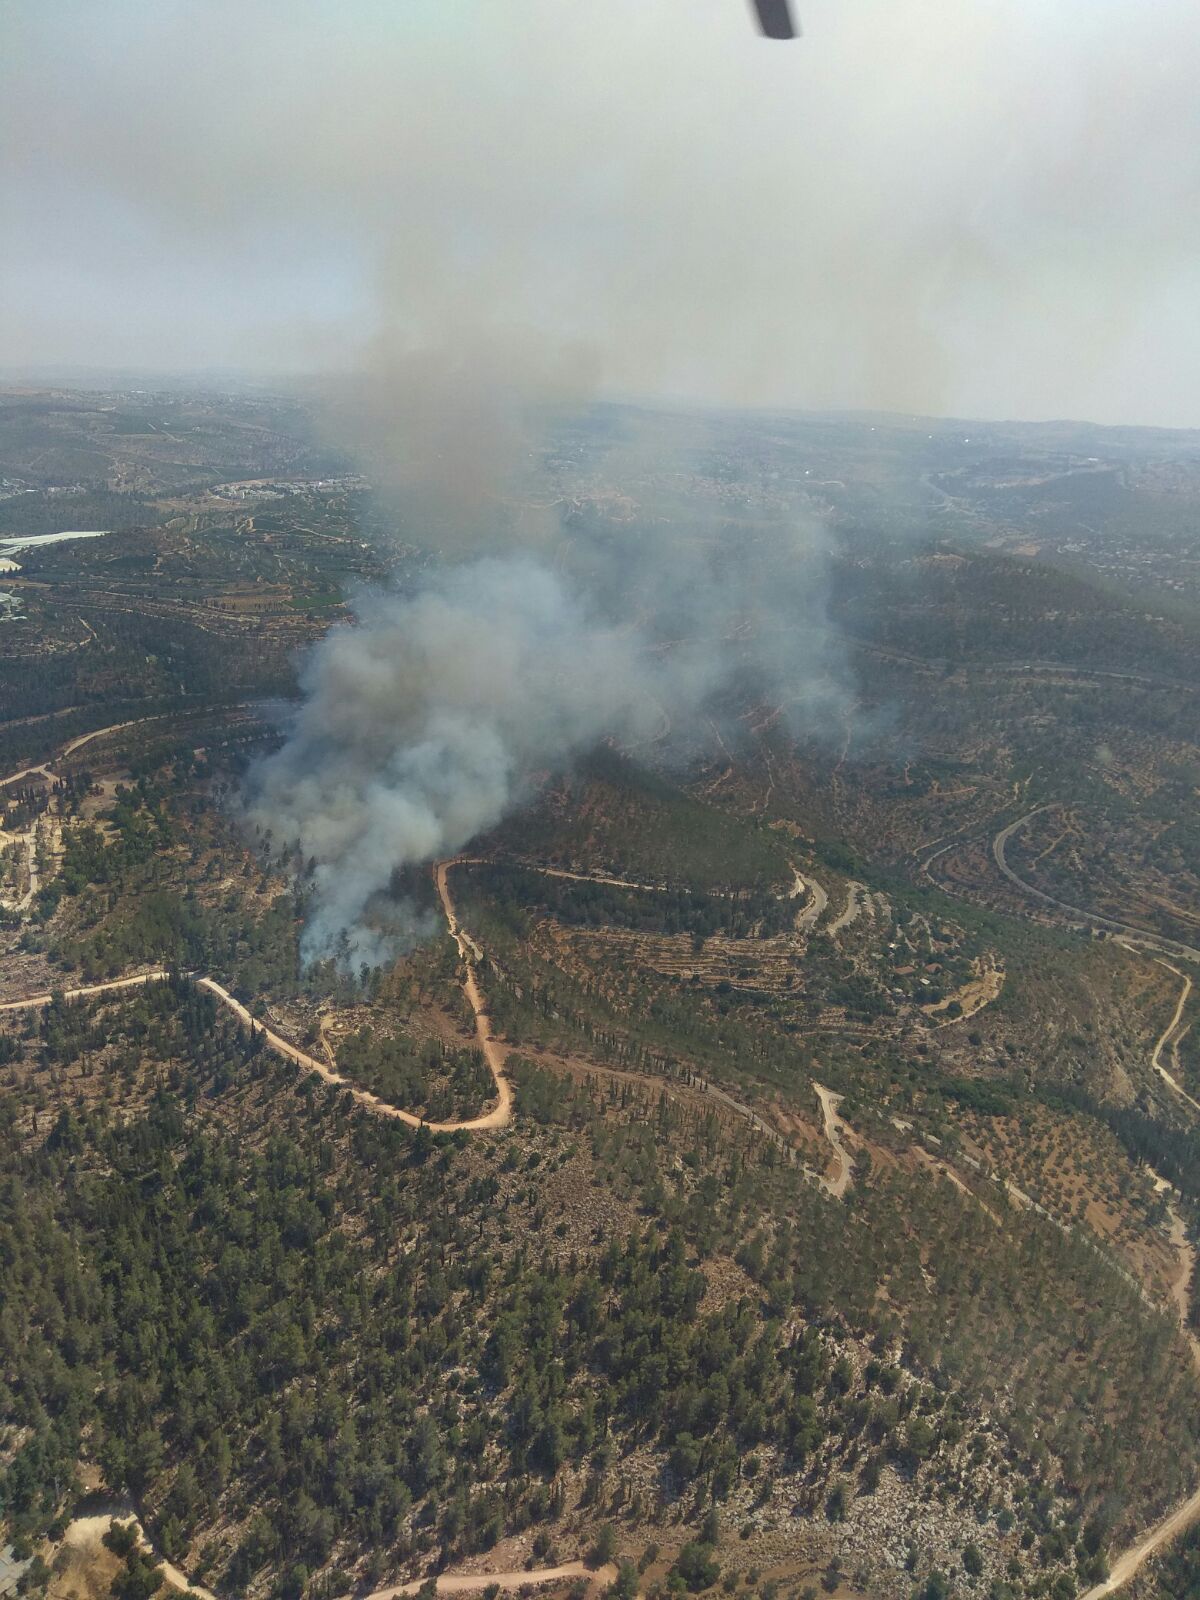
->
61, 1513, 216, 1600
0, 715, 166, 791
59, 718, 160, 763
910, 1145, 1002, 1224
1149, 1171, 1198, 1344
0, 917, 512, 1135
432, 862, 513, 1124
0, 970, 171, 1013
12, 723, 1197, 1598
196, 962, 512, 1134
1, 705, 286, 939
1149, 960, 1199, 1114
1079, 1484, 1200, 1599
516, 865, 665, 893
0, 707, 262, 794
360, 1561, 616, 1600
921, 957, 1004, 1026
813, 1082, 853, 1198
465, 856, 803, 906
21, 825, 40, 910
0, 820, 38, 913
980, 807, 1200, 1596
58, 1514, 610, 1600
0, 760, 51, 789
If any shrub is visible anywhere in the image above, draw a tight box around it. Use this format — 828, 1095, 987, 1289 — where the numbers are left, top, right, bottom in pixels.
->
673, 1544, 721, 1593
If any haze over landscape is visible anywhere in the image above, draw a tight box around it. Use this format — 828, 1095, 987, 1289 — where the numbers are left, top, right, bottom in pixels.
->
5, 0, 1200, 425
2, 7, 1200, 1600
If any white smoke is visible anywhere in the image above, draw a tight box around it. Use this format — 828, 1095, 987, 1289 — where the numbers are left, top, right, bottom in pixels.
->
247, 556, 663, 963
244, 403, 850, 966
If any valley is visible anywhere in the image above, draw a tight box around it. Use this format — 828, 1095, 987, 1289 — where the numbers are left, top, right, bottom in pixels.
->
1, 393, 1199, 1600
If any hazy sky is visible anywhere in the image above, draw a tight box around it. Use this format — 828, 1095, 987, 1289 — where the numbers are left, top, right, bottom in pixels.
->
4, 0, 1199, 427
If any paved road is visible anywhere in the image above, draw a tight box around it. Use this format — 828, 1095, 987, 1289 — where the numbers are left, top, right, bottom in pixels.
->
791, 869, 828, 931
992, 809, 1200, 966
11, 716, 1199, 1598
902, 822, 1200, 1597
826, 881, 867, 937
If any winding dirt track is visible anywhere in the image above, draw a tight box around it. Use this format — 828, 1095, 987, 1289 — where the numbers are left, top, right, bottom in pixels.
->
813, 1082, 853, 1198
0, 761, 52, 789
0, 708, 266, 794
28, 878, 592, 1600
58, 1512, 612, 1600
1148, 960, 1200, 1114
197, 969, 512, 1134
359, 1561, 616, 1600
0, 714, 173, 790
0, 971, 172, 1014
0, 862, 512, 1135
7, 882, 558, 1596
431, 861, 513, 1129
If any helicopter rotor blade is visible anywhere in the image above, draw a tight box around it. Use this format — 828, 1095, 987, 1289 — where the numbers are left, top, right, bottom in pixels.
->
750, 0, 798, 39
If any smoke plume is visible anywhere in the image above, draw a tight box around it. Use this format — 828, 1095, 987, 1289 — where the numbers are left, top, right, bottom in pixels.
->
245, 358, 849, 964
246, 556, 658, 964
